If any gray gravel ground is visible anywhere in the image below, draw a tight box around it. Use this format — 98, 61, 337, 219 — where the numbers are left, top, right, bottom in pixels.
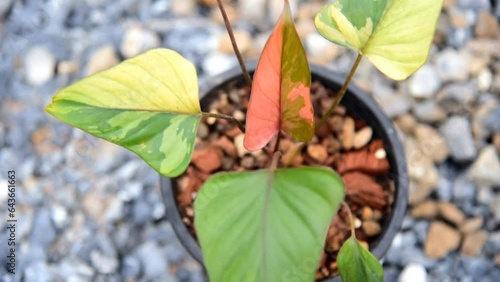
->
0, 0, 499, 281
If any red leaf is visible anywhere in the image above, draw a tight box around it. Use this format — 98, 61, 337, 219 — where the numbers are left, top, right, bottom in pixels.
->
244, 0, 313, 151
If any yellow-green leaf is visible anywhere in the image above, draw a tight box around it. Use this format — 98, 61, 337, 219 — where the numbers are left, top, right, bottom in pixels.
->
46, 49, 201, 177
315, 0, 443, 80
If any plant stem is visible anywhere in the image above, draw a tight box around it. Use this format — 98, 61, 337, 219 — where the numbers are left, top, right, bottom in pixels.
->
270, 151, 282, 170
342, 201, 356, 238
216, 0, 252, 87
272, 130, 282, 155
316, 53, 363, 129
201, 112, 245, 133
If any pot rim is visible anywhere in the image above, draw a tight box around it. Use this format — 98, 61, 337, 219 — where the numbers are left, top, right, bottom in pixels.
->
160, 62, 408, 281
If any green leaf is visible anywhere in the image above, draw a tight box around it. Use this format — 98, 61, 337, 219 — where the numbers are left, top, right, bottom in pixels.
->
315, 0, 443, 80
337, 237, 384, 282
194, 167, 345, 282
244, 0, 313, 151
46, 49, 201, 177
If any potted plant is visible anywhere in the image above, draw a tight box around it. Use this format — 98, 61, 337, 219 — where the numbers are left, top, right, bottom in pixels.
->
45, 0, 443, 281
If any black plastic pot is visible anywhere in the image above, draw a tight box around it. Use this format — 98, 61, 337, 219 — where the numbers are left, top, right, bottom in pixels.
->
160, 62, 408, 281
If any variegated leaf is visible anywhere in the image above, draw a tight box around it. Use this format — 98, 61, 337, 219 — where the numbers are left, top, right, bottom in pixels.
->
315, 0, 443, 80
46, 49, 201, 177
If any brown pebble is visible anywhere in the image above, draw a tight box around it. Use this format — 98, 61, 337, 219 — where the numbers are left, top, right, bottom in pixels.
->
394, 114, 416, 135
425, 221, 461, 259
460, 217, 484, 234
191, 147, 222, 173
213, 136, 238, 158
411, 200, 438, 219
341, 117, 355, 150
438, 202, 466, 226
362, 221, 381, 237
353, 127, 373, 149
493, 134, 500, 153
197, 122, 209, 139
461, 231, 489, 256
361, 206, 374, 221
307, 144, 328, 163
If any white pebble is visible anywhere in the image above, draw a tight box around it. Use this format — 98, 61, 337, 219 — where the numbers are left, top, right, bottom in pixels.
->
24, 46, 56, 86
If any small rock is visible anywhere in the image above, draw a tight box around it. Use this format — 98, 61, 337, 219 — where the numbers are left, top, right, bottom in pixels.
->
136, 242, 170, 280
475, 11, 500, 38
121, 25, 161, 58
425, 221, 461, 259
171, 0, 196, 15
376, 93, 412, 118
408, 64, 441, 98
213, 136, 238, 158
361, 206, 374, 221
435, 48, 470, 82
414, 220, 430, 244
30, 209, 56, 248
191, 147, 222, 173
484, 107, 500, 134
477, 68, 493, 92
90, 250, 119, 274
202, 52, 237, 76
438, 202, 466, 226
405, 138, 439, 202
307, 144, 328, 163
353, 127, 373, 149
50, 204, 69, 229
233, 110, 245, 122
341, 117, 355, 150
86, 45, 120, 75
468, 52, 491, 75
409, 180, 435, 206
490, 194, 500, 223
413, 100, 447, 123
24, 46, 56, 86
211, 3, 238, 24
197, 122, 209, 139
24, 262, 53, 282
0, 0, 12, 18
234, 133, 249, 157
57, 258, 95, 280
122, 255, 141, 279
414, 124, 449, 163
437, 83, 477, 114
468, 146, 500, 187
394, 114, 416, 135
218, 30, 252, 55
362, 220, 381, 237
460, 217, 484, 234
238, 0, 266, 23
453, 173, 476, 201
493, 134, 500, 153
398, 263, 427, 282
57, 60, 79, 75
411, 200, 438, 219
461, 231, 489, 256
305, 33, 342, 62
440, 116, 477, 162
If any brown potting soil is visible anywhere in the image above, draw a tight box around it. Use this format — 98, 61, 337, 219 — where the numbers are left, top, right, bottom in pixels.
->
175, 78, 395, 280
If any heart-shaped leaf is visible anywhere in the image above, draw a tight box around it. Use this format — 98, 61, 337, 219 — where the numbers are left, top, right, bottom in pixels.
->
46, 49, 201, 177
337, 237, 384, 282
244, 0, 313, 151
315, 0, 443, 80
194, 167, 344, 282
